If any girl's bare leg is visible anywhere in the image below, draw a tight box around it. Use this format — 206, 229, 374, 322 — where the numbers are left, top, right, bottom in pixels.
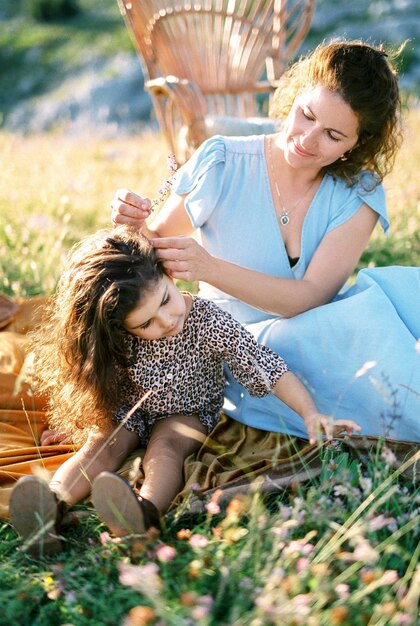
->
139, 414, 207, 513
10, 425, 140, 555
49, 426, 141, 506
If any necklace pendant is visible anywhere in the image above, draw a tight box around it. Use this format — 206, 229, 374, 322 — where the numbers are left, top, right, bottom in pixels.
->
280, 211, 289, 226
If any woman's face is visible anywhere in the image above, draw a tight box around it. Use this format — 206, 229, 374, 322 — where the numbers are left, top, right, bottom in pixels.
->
123, 275, 187, 340
282, 85, 359, 171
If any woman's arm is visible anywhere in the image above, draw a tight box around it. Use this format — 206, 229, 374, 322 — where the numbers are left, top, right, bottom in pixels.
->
151, 202, 378, 318
112, 189, 378, 318
111, 188, 195, 239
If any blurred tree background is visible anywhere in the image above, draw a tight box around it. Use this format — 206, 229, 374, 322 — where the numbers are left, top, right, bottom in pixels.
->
0, 0, 419, 137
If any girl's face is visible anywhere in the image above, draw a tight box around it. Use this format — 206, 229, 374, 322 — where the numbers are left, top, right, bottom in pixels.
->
123, 275, 187, 340
281, 85, 359, 170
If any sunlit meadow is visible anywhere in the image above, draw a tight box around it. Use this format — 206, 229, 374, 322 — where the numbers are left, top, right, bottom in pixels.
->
0, 106, 419, 625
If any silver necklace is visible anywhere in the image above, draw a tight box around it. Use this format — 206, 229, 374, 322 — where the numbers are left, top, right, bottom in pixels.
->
268, 136, 318, 226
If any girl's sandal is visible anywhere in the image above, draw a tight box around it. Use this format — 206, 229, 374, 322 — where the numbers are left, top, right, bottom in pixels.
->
91, 471, 161, 537
9, 475, 64, 557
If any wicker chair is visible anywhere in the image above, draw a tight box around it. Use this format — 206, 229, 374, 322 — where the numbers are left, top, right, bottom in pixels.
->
117, 0, 315, 162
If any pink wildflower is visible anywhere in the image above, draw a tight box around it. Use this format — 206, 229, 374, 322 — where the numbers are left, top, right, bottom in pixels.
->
283, 540, 314, 557
149, 154, 178, 212
376, 569, 399, 586
269, 567, 285, 581
359, 475, 372, 493
99, 531, 112, 545
353, 539, 379, 564
278, 505, 292, 519
257, 514, 268, 528
271, 525, 290, 540
118, 562, 162, 593
394, 613, 412, 625
291, 593, 312, 615
380, 446, 398, 468
191, 606, 211, 620
335, 583, 350, 600
205, 501, 221, 515
155, 544, 177, 562
199, 595, 214, 607
189, 534, 209, 549
167, 154, 178, 172
297, 557, 310, 573
368, 514, 398, 532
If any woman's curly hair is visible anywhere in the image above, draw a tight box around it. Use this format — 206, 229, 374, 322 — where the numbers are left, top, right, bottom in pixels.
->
270, 39, 403, 187
31, 225, 164, 443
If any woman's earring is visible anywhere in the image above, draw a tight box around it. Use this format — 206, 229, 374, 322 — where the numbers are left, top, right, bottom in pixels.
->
340, 153, 348, 161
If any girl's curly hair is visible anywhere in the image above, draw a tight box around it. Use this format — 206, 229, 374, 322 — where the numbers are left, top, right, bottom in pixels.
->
270, 39, 403, 187
31, 225, 164, 443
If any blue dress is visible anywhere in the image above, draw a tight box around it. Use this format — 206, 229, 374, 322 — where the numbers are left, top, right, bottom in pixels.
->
173, 135, 420, 443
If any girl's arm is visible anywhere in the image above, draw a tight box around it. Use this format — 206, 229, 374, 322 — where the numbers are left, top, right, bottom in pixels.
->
272, 371, 361, 444
207, 301, 362, 444
112, 189, 378, 318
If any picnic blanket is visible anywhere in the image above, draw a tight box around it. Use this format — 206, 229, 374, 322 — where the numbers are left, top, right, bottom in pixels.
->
0, 294, 418, 520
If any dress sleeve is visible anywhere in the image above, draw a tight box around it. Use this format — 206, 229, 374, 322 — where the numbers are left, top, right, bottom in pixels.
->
204, 300, 289, 396
172, 135, 227, 227
326, 173, 389, 236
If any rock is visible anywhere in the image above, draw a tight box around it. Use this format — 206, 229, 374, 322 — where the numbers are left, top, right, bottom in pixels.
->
306, 0, 420, 92
5, 53, 153, 136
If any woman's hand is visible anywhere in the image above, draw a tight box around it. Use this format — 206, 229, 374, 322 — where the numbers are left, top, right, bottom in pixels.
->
150, 236, 216, 282
111, 188, 151, 228
40, 429, 72, 446
304, 413, 361, 445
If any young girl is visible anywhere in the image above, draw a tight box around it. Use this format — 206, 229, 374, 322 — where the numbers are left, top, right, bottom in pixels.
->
10, 225, 360, 555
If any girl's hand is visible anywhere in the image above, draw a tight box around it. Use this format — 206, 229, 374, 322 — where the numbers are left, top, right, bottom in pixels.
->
40, 429, 71, 446
304, 413, 361, 445
150, 236, 215, 282
111, 188, 151, 227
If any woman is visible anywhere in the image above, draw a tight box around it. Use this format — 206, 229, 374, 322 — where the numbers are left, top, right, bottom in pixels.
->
111, 40, 419, 443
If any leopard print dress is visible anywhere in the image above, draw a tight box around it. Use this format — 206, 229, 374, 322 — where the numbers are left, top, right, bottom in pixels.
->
114, 297, 288, 446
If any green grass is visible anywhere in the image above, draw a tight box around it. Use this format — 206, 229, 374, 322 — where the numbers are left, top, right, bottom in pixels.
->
0, 129, 169, 296
0, 65, 420, 626
1, 105, 419, 298
0, 0, 132, 125
0, 443, 418, 625
358, 102, 420, 270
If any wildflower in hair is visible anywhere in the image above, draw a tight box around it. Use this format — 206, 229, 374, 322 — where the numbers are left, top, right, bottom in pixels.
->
149, 154, 178, 212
